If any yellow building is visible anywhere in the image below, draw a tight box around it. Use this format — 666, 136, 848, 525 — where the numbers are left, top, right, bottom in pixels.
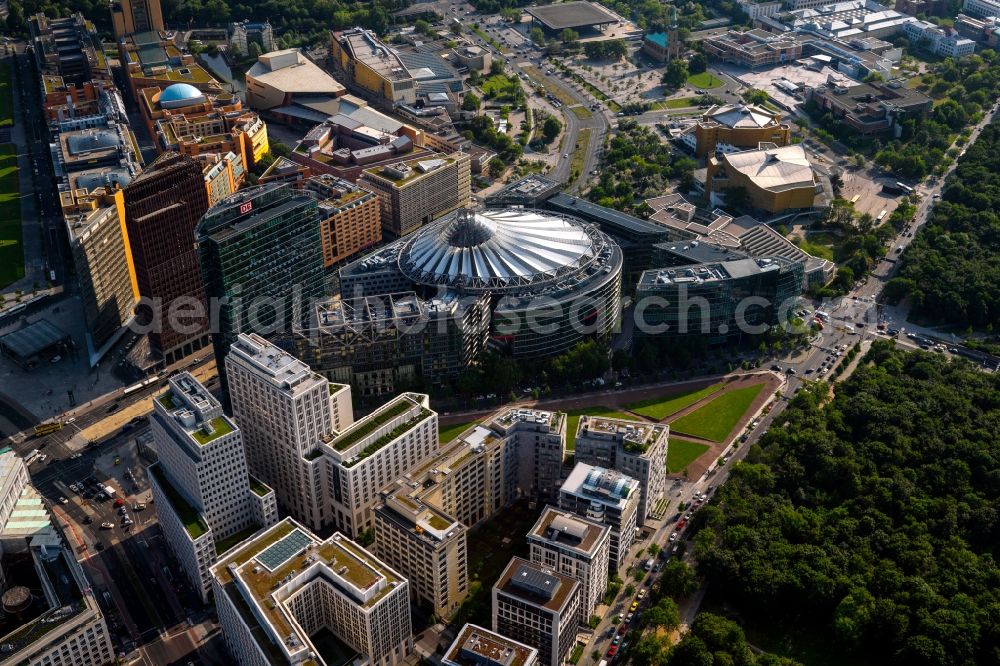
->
706, 144, 817, 214
111, 0, 164, 38
693, 103, 791, 158
329, 28, 416, 105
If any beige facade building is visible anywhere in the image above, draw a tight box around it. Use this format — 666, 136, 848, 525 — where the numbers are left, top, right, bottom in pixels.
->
302, 175, 382, 268
692, 104, 791, 157
706, 143, 818, 214
360, 153, 471, 238
443, 624, 539, 666
111, 0, 164, 38
559, 463, 640, 573
211, 519, 413, 666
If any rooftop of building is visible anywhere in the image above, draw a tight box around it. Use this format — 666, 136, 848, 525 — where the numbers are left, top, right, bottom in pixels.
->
484, 173, 562, 206
363, 153, 459, 184
443, 623, 539, 666
715, 143, 816, 193
526, 1, 619, 30
150, 463, 209, 539
561, 463, 639, 508
247, 49, 346, 96
304, 174, 373, 209
542, 192, 671, 241
639, 256, 789, 288
528, 506, 609, 557
494, 557, 579, 613
327, 393, 432, 466
813, 79, 932, 111
700, 103, 783, 129
379, 487, 463, 543
212, 519, 404, 664
487, 407, 562, 435
227, 333, 327, 396
577, 415, 667, 454
336, 28, 412, 82
156, 373, 234, 447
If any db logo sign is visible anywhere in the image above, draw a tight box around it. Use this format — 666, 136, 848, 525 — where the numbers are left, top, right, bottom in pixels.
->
239, 201, 253, 215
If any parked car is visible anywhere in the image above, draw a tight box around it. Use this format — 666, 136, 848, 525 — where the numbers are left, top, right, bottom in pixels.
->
100, 522, 113, 529
58, 496, 68, 504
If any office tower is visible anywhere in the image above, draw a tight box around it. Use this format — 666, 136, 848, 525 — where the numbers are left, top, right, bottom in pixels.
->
573, 417, 668, 525
211, 519, 413, 666
374, 487, 468, 618
559, 464, 640, 573
527, 506, 611, 625
0, 450, 115, 666
359, 153, 471, 238
122, 153, 211, 363
225, 333, 351, 531
443, 624, 539, 666
111, 0, 165, 38
488, 408, 566, 503
302, 175, 382, 268
196, 183, 325, 377
148, 373, 278, 602
492, 558, 580, 666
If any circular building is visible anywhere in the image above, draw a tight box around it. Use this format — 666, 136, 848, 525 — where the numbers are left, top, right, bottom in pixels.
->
155, 83, 206, 109
397, 208, 623, 358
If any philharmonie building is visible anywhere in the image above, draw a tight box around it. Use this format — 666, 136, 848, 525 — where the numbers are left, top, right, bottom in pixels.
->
294, 208, 624, 396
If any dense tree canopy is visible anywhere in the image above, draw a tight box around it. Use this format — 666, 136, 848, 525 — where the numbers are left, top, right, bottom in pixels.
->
696, 342, 1000, 665
889, 121, 1000, 329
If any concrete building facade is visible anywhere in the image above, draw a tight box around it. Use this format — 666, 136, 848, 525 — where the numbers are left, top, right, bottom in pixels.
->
302, 174, 382, 268
559, 463, 639, 573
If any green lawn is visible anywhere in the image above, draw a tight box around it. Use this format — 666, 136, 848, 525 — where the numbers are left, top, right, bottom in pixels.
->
439, 420, 475, 444
657, 96, 700, 109
667, 438, 711, 474
570, 104, 593, 120
794, 238, 834, 261
624, 383, 723, 421
565, 406, 641, 451
687, 72, 724, 89
0, 63, 12, 127
0, 145, 23, 289
568, 127, 590, 181
669, 383, 766, 442
481, 74, 517, 100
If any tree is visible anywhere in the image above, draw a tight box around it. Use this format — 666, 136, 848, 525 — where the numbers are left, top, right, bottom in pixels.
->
542, 115, 561, 142
530, 26, 546, 46
643, 596, 680, 630
450, 22, 462, 35
659, 560, 699, 599
414, 19, 431, 35
560, 28, 579, 44
689, 52, 708, 74
661, 59, 688, 89
742, 87, 769, 105
612, 349, 631, 372
248, 41, 263, 59
462, 92, 481, 111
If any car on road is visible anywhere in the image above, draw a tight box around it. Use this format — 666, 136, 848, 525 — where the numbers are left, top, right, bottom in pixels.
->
618, 622, 628, 635
69, 483, 80, 492
82, 516, 92, 525
133, 503, 146, 511
607, 645, 618, 658
637, 589, 647, 600
630, 601, 639, 612
58, 496, 68, 504
100, 522, 113, 529
668, 532, 678, 542
113, 498, 124, 508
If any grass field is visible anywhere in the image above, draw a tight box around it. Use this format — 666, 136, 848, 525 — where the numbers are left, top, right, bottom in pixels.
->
569, 127, 590, 181
481, 74, 517, 100
521, 65, 577, 107
439, 420, 475, 444
0, 145, 23, 289
624, 383, 723, 421
687, 72, 724, 89
669, 383, 765, 442
794, 238, 834, 261
667, 438, 711, 474
565, 406, 641, 450
570, 104, 593, 120
0, 63, 13, 127
656, 96, 700, 109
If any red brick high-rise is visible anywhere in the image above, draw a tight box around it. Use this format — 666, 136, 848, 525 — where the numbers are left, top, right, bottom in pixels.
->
122, 152, 211, 364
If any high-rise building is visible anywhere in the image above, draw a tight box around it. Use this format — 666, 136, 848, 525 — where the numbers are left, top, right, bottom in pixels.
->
211, 519, 413, 666
527, 506, 611, 625
225, 333, 352, 531
302, 175, 382, 269
122, 153, 211, 363
29, 13, 111, 86
110, 0, 164, 38
359, 153, 471, 238
443, 624, 539, 666
573, 417, 668, 526
196, 183, 325, 376
492, 558, 580, 666
559, 463, 640, 573
0, 450, 115, 666
374, 487, 468, 618
148, 372, 278, 602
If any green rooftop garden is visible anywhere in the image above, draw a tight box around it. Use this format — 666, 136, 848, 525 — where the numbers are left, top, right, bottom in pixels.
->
158, 392, 177, 410
191, 417, 234, 445
344, 409, 432, 468
215, 524, 262, 556
151, 464, 209, 539
249, 476, 271, 497
426, 512, 453, 531
333, 399, 411, 452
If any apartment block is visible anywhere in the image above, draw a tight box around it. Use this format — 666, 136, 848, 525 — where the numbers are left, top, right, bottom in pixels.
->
443, 624, 539, 666
559, 464, 639, 573
486, 408, 566, 504
964, 0, 1000, 18
211, 519, 413, 666
360, 153, 471, 239
225, 333, 352, 531
492, 558, 580, 666
573, 417, 668, 525
374, 487, 468, 618
527, 507, 611, 625
149, 372, 278, 601
302, 174, 382, 268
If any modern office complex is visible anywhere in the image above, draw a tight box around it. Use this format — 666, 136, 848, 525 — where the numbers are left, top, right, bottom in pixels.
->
635, 257, 805, 345
294, 291, 491, 397
706, 143, 819, 214
559, 464, 640, 573
229, 19, 277, 56
492, 558, 581, 666
0, 449, 115, 666
302, 175, 382, 268
225, 333, 353, 531
703, 29, 806, 68
110, 0, 164, 38
964, 0, 1000, 18
120, 30, 223, 103
573, 417, 668, 525
443, 624, 539, 666
196, 183, 325, 375
359, 153, 471, 239
686, 104, 791, 158
340, 208, 623, 361
806, 80, 932, 135
527, 507, 611, 625
211, 519, 413, 666
374, 487, 468, 618
121, 153, 211, 363
329, 28, 418, 106
149, 373, 278, 602
29, 12, 111, 86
